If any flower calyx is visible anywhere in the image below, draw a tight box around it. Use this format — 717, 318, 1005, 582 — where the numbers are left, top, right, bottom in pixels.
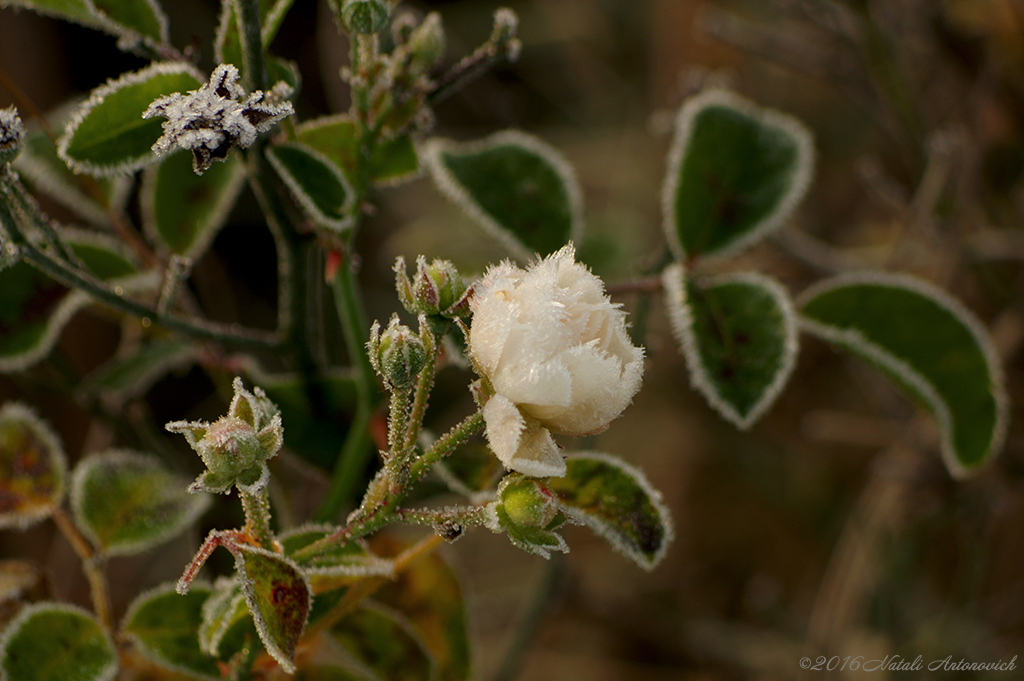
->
165, 377, 283, 494
143, 63, 294, 174
498, 474, 560, 529
368, 315, 428, 392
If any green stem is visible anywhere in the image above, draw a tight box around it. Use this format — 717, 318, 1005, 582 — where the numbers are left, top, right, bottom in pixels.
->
235, 0, 267, 93
402, 324, 438, 452
395, 505, 490, 529
239, 485, 276, 551
0, 175, 281, 350
316, 256, 380, 521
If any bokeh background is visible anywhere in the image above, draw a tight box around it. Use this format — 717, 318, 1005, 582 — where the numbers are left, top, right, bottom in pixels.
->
2, 1, 1024, 679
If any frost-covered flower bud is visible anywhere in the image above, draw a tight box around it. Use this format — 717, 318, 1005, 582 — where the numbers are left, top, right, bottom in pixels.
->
165, 378, 283, 493
0, 107, 25, 167
499, 475, 559, 528
407, 13, 445, 75
395, 256, 471, 321
368, 315, 427, 391
469, 244, 643, 478
341, 0, 389, 34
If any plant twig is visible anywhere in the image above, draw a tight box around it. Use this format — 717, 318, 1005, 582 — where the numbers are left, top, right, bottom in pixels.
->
51, 507, 112, 632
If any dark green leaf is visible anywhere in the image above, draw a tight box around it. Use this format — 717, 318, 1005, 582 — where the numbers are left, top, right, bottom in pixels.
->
663, 90, 813, 260
331, 603, 435, 681
266, 142, 354, 232
91, 0, 168, 44
122, 582, 221, 680
548, 453, 674, 570
0, 0, 100, 27
663, 264, 799, 428
141, 150, 245, 256
297, 115, 420, 186
58, 62, 203, 176
198, 577, 256, 659
425, 131, 582, 261
0, 403, 66, 529
70, 450, 211, 555
0, 603, 117, 681
234, 544, 312, 673
374, 537, 470, 681
79, 339, 199, 400
799, 273, 1008, 476
280, 524, 392, 590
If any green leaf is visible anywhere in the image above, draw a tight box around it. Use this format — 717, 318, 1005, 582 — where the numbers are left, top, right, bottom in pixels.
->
266, 142, 355, 233
493, 502, 568, 559
215, 0, 297, 81
296, 115, 420, 186
0, 0, 100, 27
14, 109, 131, 226
90, 0, 168, 44
0, 403, 66, 530
66, 230, 138, 280
70, 450, 211, 555
374, 539, 470, 681
141, 150, 246, 257
198, 577, 255, 659
662, 263, 799, 429
233, 544, 312, 673
0, 602, 117, 681
122, 582, 221, 681
330, 603, 435, 681
424, 131, 582, 261
799, 272, 1008, 476
280, 524, 393, 590
58, 62, 204, 176
79, 338, 199, 400
662, 90, 813, 260
548, 453, 674, 570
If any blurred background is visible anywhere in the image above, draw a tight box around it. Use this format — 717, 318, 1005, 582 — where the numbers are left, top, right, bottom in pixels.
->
2, 0, 1024, 679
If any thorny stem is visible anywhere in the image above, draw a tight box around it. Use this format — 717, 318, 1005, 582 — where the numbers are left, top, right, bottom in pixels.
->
0, 173, 281, 350
51, 507, 112, 632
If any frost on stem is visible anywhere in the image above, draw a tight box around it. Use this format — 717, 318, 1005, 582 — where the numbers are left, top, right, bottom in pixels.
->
143, 64, 293, 174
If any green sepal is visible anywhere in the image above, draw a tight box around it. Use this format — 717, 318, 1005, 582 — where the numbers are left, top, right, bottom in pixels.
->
296, 115, 420, 187
0, 602, 118, 681
141, 149, 246, 257
70, 449, 211, 555
799, 272, 1008, 476
233, 544, 312, 674
662, 263, 799, 429
424, 131, 582, 261
266, 142, 355, 233
329, 603, 435, 681
121, 582, 222, 681
57, 62, 204, 176
548, 453, 674, 571
0, 402, 67, 530
374, 540, 471, 681
662, 90, 813, 260
492, 502, 569, 560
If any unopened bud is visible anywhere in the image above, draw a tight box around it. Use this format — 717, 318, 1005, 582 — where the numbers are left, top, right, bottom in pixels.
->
408, 13, 445, 74
0, 107, 25, 167
395, 256, 471, 320
369, 316, 427, 391
341, 0, 389, 35
500, 475, 559, 528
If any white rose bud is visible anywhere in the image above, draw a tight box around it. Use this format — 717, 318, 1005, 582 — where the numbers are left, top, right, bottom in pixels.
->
469, 245, 644, 478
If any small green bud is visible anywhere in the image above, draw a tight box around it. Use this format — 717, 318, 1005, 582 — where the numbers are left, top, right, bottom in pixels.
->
500, 475, 558, 528
394, 256, 471, 320
408, 12, 445, 74
341, 0, 389, 35
0, 107, 25, 167
370, 316, 427, 391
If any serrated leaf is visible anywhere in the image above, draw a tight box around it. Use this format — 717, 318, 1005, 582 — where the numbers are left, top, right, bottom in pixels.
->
799, 272, 1008, 476
141, 150, 245, 257
122, 582, 221, 681
663, 264, 799, 429
424, 131, 582, 261
330, 603, 435, 681
266, 142, 355, 232
215, 0, 296, 81
662, 90, 813, 260
0, 602, 118, 681
548, 453, 674, 570
58, 62, 204, 176
14, 111, 131, 227
296, 115, 420, 187
280, 525, 392, 591
234, 544, 312, 673
0, 402, 66, 529
79, 338, 199, 400
374, 537, 470, 681
493, 503, 569, 559
70, 450, 211, 555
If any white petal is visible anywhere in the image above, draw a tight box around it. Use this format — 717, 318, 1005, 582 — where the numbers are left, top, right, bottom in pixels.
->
509, 424, 566, 478
482, 394, 525, 468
